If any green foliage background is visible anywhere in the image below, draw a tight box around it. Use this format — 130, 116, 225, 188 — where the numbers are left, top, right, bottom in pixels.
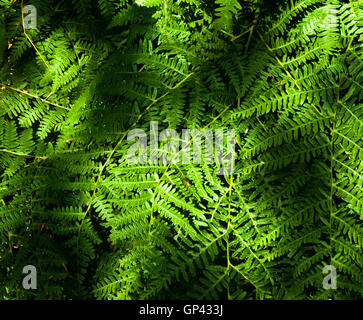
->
0, 0, 362, 299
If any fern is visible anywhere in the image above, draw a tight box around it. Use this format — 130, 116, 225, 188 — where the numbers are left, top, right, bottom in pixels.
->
0, 0, 362, 300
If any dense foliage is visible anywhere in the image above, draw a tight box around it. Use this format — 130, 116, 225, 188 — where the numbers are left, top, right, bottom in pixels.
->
0, 0, 362, 300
